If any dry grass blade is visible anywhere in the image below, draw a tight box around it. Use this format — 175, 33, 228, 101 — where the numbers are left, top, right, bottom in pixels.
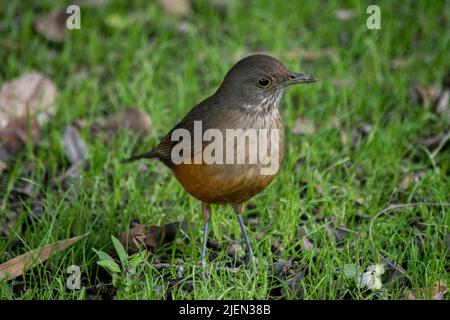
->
0, 233, 88, 280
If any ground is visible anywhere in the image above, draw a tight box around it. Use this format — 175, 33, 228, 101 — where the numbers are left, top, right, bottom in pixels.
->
0, 0, 449, 299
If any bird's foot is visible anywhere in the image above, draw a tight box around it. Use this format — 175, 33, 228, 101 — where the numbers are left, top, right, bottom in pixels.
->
200, 259, 211, 278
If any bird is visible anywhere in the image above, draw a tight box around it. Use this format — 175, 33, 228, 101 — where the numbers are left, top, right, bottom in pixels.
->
124, 54, 316, 267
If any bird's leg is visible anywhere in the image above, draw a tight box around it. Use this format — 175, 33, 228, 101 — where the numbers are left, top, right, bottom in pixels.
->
201, 202, 212, 269
232, 203, 254, 264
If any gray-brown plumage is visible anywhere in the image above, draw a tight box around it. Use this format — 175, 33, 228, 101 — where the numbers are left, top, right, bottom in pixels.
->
124, 54, 316, 266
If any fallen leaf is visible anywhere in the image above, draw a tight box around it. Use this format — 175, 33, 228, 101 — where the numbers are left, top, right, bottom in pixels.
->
285, 270, 306, 298
0, 233, 88, 280
92, 108, 153, 142
398, 172, 426, 192
0, 118, 40, 160
273, 259, 292, 278
335, 9, 357, 21
412, 84, 441, 109
62, 126, 88, 165
0, 72, 57, 161
291, 117, 316, 135
228, 243, 244, 258
158, 0, 191, 17
118, 222, 191, 254
326, 218, 350, 243
357, 264, 385, 290
0, 72, 57, 129
408, 281, 447, 300
301, 236, 314, 250
34, 9, 68, 42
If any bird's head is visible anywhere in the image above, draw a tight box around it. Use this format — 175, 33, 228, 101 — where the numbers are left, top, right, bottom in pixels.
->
217, 54, 316, 113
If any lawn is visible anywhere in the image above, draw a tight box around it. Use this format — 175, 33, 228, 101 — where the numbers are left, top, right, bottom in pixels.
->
0, 0, 449, 299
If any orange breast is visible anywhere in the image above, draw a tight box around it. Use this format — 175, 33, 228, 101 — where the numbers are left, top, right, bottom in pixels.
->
173, 162, 279, 204
171, 112, 285, 204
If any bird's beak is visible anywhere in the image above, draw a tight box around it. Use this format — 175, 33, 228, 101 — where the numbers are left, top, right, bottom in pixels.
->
286, 72, 317, 85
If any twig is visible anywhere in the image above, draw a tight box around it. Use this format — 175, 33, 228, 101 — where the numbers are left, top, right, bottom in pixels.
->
369, 202, 450, 285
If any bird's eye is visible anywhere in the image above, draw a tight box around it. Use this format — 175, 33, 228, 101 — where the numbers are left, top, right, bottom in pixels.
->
257, 77, 272, 88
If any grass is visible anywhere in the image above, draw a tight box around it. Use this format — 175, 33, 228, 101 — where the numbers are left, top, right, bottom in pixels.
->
0, 0, 449, 299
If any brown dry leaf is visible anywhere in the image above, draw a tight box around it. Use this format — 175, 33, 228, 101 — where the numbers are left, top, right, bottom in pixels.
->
0, 72, 57, 129
158, 0, 192, 17
292, 117, 316, 135
228, 243, 244, 258
301, 236, 314, 250
62, 126, 88, 165
398, 172, 426, 192
92, 108, 153, 142
284, 270, 306, 298
335, 9, 357, 21
0, 71, 57, 161
0, 233, 88, 281
119, 222, 191, 254
35, 9, 68, 42
326, 218, 350, 243
0, 118, 40, 160
412, 84, 441, 109
408, 281, 447, 300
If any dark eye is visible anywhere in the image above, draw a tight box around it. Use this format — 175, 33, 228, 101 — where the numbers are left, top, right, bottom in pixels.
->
257, 76, 272, 88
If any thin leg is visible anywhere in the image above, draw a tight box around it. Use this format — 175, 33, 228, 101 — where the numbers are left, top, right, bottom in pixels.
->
232, 203, 254, 263
201, 202, 211, 268
201, 221, 209, 268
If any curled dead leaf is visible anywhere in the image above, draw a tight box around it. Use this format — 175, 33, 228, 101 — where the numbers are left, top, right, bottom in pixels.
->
62, 126, 88, 165
118, 222, 191, 254
0, 118, 40, 160
228, 243, 244, 258
0, 72, 57, 129
35, 9, 68, 42
92, 108, 153, 142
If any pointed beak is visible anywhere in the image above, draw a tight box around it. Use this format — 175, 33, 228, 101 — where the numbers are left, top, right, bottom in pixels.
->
286, 72, 317, 85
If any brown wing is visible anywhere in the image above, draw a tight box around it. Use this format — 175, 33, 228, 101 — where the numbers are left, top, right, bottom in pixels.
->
148, 95, 224, 167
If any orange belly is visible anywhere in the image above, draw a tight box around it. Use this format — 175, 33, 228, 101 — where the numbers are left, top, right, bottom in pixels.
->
173, 163, 279, 204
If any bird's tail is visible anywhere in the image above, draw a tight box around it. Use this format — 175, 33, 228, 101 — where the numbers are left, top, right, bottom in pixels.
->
121, 150, 158, 163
